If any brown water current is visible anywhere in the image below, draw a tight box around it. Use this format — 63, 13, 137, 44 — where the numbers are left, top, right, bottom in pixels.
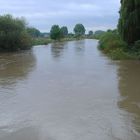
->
0, 39, 140, 140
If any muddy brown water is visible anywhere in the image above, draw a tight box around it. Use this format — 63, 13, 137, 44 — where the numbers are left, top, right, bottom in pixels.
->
0, 39, 140, 140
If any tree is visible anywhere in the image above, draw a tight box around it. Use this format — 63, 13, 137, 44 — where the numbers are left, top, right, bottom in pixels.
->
74, 24, 86, 37
118, 0, 140, 44
50, 25, 61, 40
27, 27, 40, 37
88, 31, 93, 36
60, 26, 68, 37
0, 14, 32, 51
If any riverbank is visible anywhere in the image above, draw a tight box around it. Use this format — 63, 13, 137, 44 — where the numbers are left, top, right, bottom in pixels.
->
98, 32, 140, 60
32, 37, 85, 46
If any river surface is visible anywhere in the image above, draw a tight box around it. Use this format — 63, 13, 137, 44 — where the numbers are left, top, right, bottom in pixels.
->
0, 39, 140, 140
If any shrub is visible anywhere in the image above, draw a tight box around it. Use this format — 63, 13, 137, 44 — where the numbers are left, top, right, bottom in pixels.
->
99, 32, 127, 53
0, 14, 32, 51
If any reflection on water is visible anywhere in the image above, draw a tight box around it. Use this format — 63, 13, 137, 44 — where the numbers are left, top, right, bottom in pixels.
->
0, 50, 36, 100
74, 40, 85, 54
0, 50, 36, 86
118, 61, 140, 133
50, 42, 68, 58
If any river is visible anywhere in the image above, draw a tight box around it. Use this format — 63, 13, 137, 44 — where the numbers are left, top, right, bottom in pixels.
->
0, 39, 140, 140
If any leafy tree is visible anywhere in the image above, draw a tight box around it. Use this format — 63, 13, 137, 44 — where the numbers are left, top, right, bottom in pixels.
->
88, 30, 93, 36
27, 27, 40, 37
0, 14, 32, 51
74, 24, 86, 37
50, 25, 61, 40
118, 0, 140, 44
60, 26, 68, 37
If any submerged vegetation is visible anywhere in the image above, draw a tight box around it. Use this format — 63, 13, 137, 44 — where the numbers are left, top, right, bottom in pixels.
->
98, 0, 140, 60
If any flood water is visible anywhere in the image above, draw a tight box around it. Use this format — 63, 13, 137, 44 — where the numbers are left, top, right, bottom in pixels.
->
0, 39, 140, 140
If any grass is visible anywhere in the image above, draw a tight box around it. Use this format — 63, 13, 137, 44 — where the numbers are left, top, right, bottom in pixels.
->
32, 38, 53, 45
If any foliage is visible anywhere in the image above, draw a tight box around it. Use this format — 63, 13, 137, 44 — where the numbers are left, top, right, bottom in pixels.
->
32, 38, 53, 45
134, 40, 140, 51
27, 27, 41, 38
68, 33, 75, 38
88, 31, 93, 36
99, 32, 126, 52
60, 26, 68, 37
74, 24, 86, 37
118, 0, 140, 44
50, 25, 61, 40
87, 30, 94, 38
98, 30, 140, 60
93, 30, 105, 39
0, 14, 32, 51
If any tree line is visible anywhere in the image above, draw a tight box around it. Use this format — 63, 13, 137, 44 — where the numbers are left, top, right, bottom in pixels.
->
1, 0, 139, 53
0, 14, 90, 51
50, 24, 86, 40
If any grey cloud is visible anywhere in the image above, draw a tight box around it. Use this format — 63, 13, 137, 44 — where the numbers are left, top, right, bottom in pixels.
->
0, 0, 120, 32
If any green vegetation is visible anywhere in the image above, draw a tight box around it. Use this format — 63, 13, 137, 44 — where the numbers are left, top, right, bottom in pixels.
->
60, 26, 68, 37
27, 27, 41, 38
0, 15, 87, 50
87, 31, 94, 38
74, 24, 86, 38
49, 24, 87, 42
98, 0, 140, 60
50, 25, 61, 40
118, 0, 140, 45
32, 38, 53, 45
50, 25, 70, 40
93, 30, 105, 39
98, 30, 140, 60
0, 14, 32, 51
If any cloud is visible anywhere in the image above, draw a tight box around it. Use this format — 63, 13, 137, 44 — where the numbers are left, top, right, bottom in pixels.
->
0, 0, 120, 32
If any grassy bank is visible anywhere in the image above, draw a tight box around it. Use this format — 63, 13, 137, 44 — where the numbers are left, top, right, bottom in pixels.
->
32, 37, 85, 46
32, 38, 53, 45
98, 32, 140, 60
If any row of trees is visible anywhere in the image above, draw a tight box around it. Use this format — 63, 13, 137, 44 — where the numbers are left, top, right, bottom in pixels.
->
0, 14, 93, 51
50, 25, 68, 40
50, 24, 86, 40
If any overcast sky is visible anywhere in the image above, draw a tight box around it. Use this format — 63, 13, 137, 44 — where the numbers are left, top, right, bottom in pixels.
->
0, 0, 120, 32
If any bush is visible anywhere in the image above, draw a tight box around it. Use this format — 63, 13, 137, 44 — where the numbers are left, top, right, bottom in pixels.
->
133, 40, 140, 51
0, 14, 32, 51
99, 32, 127, 53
